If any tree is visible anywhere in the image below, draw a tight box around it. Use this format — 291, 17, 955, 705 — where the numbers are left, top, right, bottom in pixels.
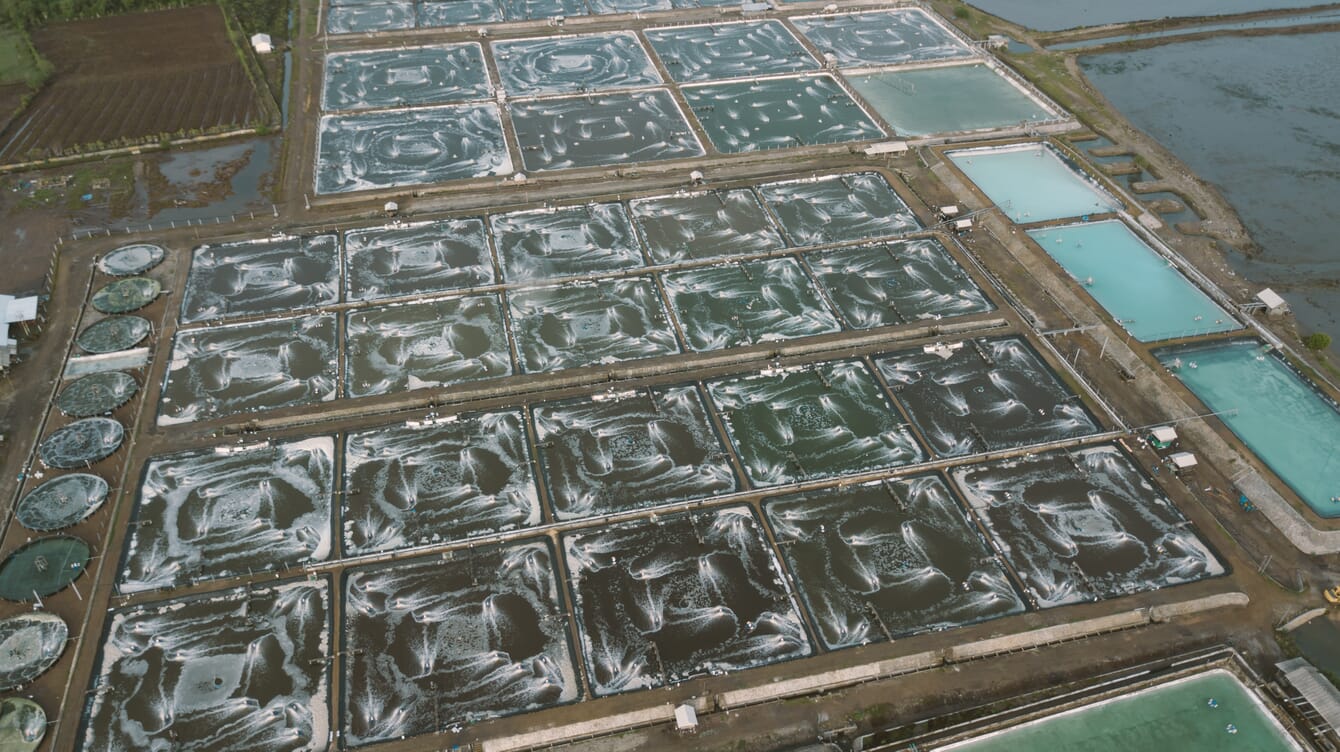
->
1304, 333, 1332, 352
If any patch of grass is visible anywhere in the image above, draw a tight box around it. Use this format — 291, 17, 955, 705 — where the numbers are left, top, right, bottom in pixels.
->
14, 160, 135, 211
0, 26, 51, 88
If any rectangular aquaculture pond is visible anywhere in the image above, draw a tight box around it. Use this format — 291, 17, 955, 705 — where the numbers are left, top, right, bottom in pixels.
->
81, 579, 331, 751
492, 32, 661, 96
874, 337, 1100, 457
322, 44, 490, 111
343, 411, 540, 555
805, 237, 994, 328
562, 506, 811, 696
706, 360, 925, 487
645, 20, 818, 83
683, 74, 884, 153
179, 234, 340, 324
758, 172, 920, 246
341, 541, 578, 745
118, 437, 335, 594
490, 203, 644, 283
532, 385, 737, 520
344, 217, 494, 302
507, 277, 680, 373
950, 444, 1224, 608
790, 8, 973, 67
159, 314, 339, 426
1157, 339, 1340, 517
763, 476, 1024, 651
939, 669, 1299, 752
630, 187, 783, 264
326, 0, 738, 34
847, 63, 1056, 137
345, 294, 512, 398
327, 0, 416, 34
509, 89, 702, 171
316, 103, 512, 194
660, 257, 842, 352
1027, 220, 1240, 341
948, 143, 1121, 223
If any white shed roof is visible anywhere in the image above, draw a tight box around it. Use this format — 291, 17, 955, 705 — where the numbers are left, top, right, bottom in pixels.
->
1169, 451, 1198, 469
674, 704, 697, 730
1257, 288, 1287, 310
1, 295, 37, 323
1150, 426, 1178, 443
864, 141, 908, 156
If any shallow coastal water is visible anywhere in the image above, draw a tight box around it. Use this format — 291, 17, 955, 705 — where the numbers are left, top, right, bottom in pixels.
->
965, 0, 1323, 31
1081, 33, 1340, 344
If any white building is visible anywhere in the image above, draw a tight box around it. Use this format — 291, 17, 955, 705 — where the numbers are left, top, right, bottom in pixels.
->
250, 32, 273, 54
1, 294, 38, 370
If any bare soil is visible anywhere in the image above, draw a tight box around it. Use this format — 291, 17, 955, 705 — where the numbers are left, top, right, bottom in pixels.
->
0, 5, 267, 163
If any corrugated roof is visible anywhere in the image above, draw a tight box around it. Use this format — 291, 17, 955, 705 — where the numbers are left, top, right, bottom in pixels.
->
1279, 658, 1340, 729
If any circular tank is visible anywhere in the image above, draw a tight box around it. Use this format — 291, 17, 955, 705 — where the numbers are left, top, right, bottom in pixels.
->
15, 474, 108, 532
55, 372, 139, 418
0, 697, 46, 751
76, 315, 151, 354
37, 418, 124, 469
98, 243, 165, 276
0, 614, 68, 691
91, 277, 160, 314
0, 537, 90, 602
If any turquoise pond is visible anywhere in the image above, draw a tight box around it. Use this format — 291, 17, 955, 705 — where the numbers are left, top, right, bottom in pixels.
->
1027, 220, 1239, 341
847, 64, 1054, 137
1157, 339, 1340, 517
948, 143, 1121, 223
940, 670, 1298, 752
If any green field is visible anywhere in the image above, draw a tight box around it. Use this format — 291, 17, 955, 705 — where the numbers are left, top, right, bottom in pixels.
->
0, 27, 49, 87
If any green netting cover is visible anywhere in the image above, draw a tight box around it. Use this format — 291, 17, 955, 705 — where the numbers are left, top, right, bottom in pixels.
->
0, 537, 90, 602
0, 614, 68, 691
15, 474, 108, 532
56, 372, 138, 418
37, 418, 124, 469
0, 697, 46, 751
99, 244, 165, 276
91, 277, 160, 314
76, 316, 151, 354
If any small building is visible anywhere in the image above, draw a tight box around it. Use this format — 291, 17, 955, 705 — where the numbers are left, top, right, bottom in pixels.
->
938, 205, 961, 219
987, 34, 1009, 50
1256, 288, 1288, 317
383, 201, 399, 217
250, 33, 273, 54
674, 704, 698, 734
1168, 451, 1198, 472
864, 141, 909, 157
1, 294, 39, 370
1277, 658, 1340, 740
953, 218, 974, 232
1148, 425, 1178, 450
